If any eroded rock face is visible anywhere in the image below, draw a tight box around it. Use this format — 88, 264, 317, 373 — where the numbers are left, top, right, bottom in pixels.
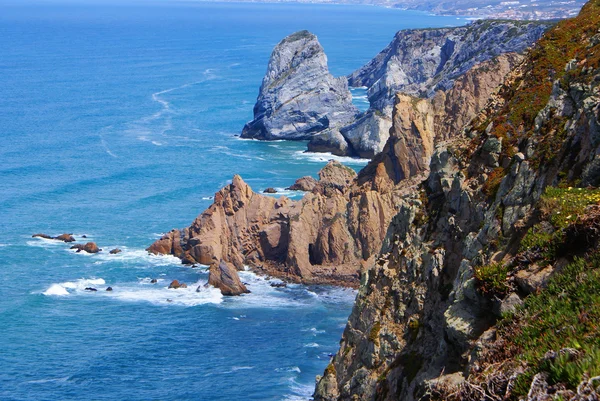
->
241, 30, 358, 140
148, 159, 413, 287
208, 259, 250, 296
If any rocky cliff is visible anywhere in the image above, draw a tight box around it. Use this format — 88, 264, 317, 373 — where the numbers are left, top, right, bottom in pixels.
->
314, 1, 600, 399
149, 40, 531, 291
308, 20, 550, 159
241, 30, 358, 140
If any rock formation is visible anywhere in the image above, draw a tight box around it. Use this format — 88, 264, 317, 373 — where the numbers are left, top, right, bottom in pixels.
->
207, 259, 250, 296
70, 242, 100, 253
309, 20, 550, 157
148, 47, 527, 288
241, 30, 358, 140
32, 233, 75, 242
313, 1, 600, 399
286, 176, 318, 191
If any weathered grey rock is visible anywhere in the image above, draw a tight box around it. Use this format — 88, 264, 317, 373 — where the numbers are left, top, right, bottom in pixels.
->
208, 259, 250, 296
349, 20, 550, 111
340, 111, 392, 159
331, 20, 550, 158
307, 128, 349, 156
241, 30, 358, 140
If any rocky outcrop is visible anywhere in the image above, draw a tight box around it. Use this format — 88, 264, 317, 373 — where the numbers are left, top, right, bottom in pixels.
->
168, 280, 187, 289
207, 259, 250, 296
314, 1, 600, 399
241, 30, 357, 140
349, 20, 550, 112
32, 233, 75, 242
286, 176, 318, 191
312, 20, 551, 158
70, 242, 100, 253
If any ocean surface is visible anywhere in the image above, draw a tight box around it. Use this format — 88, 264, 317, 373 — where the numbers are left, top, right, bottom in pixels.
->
0, 2, 466, 399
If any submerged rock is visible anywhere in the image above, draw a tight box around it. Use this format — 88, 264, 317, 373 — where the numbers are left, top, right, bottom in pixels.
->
241, 30, 357, 140
208, 259, 250, 296
109, 248, 122, 254
263, 187, 277, 194
106, 287, 113, 292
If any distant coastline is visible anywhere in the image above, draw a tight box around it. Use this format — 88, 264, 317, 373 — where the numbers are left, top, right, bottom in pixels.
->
176, 0, 585, 20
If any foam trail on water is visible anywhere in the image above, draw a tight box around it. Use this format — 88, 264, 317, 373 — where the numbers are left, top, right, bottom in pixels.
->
293, 151, 370, 165
91, 246, 182, 267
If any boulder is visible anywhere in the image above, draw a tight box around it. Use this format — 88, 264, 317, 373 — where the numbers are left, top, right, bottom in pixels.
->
109, 248, 122, 254
55, 233, 76, 243
241, 30, 357, 140
106, 287, 113, 292
263, 187, 277, 194
208, 259, 250, 296
307, 128, 350, 156
286, 176, 318, 192
82, 242, 100, 253
150, 278, 158, 284
168, 280, 187, 289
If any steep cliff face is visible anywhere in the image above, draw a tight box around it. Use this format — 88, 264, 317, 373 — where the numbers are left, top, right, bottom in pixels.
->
241, 30, 358, 140
314, 20, 551, 158
349, 20, 550, 112
314, 1, 600, 399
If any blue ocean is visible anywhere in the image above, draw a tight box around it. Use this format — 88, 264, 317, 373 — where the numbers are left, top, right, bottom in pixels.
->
0, 2, 466, 399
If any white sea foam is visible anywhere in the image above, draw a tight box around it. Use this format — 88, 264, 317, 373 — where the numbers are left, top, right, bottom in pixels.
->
43, 284, 70, 296
91, 246, 181, 267
260, 188, 306, 199
293, 151, 370, 165
43, 278, 106, 296
303, 342, 320, 348
43, 277, 223, 306
284, 377, 314, 401
276, 366, 301, 373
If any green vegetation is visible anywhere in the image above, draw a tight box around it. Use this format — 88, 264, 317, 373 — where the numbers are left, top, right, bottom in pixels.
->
325, 362, 336, 377
474, 262, 511, 296
369, 321, 381, 345
480, 0, 600, 169
501, 254, 600, 398
541, 187, 600, 229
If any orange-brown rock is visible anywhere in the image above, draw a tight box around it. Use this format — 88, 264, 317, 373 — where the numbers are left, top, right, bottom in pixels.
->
358, 53, 523, 189
208, 259, 250, 296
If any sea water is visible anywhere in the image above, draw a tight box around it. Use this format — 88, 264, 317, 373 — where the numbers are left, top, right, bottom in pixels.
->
0, 2, 466, 399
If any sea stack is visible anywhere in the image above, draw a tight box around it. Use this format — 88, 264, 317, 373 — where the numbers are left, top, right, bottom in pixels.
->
241, 30, 358, 140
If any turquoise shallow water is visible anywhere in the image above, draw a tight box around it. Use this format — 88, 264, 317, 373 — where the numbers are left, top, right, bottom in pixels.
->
0, 2, 466, 399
